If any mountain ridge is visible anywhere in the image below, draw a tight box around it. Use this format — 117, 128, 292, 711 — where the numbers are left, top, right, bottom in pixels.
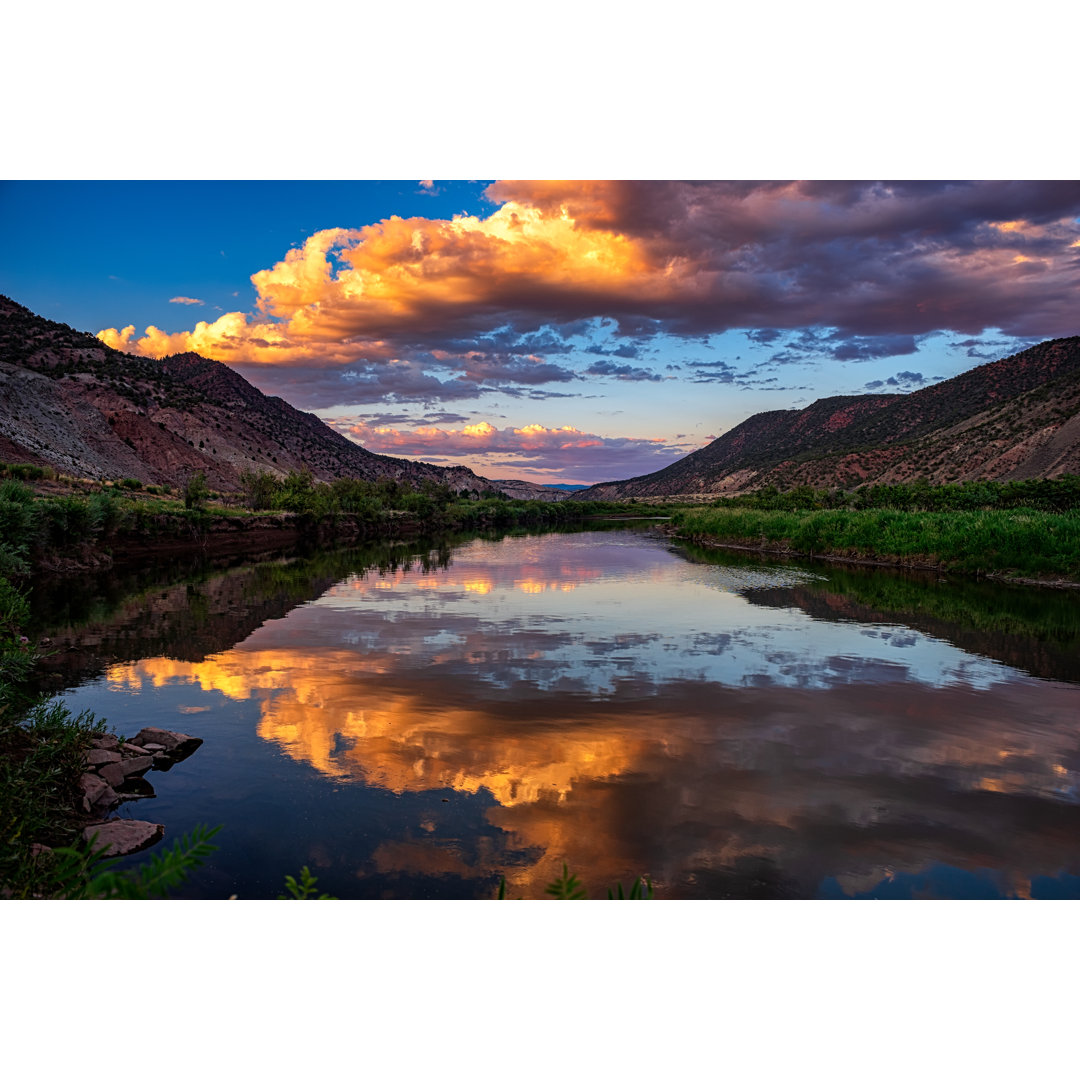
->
572, 336, 1080, 499
0, 296, 565, 500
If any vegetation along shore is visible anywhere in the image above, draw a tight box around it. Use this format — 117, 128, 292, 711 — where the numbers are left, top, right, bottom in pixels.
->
669, 477, 1080, 586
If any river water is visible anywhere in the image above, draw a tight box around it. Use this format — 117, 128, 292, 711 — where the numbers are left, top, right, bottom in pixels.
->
32, 524, 1080, 899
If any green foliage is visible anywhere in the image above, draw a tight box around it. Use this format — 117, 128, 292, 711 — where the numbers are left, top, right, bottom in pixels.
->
496, 865, 655, 899
608, 876, 654, 899
711, 475, 1080, 515
239, 468, 279, 511
52, 824, 221, 899
0, 700, 106, 897
544, 862, 588, 899
0, 576, 34, 696
184, 470, 210, 510
279, 865, 334, 899
673, 505, 1080, 580
0, 462, 53, 481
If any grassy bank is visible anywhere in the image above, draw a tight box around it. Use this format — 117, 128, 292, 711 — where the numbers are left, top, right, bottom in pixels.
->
672, 505, 1080, 581
0, 469, 666, 574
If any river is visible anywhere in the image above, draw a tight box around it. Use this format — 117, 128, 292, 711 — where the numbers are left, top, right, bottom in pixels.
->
31, 523, 1080, 899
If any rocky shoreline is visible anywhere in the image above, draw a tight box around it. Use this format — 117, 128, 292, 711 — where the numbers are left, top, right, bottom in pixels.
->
75, 726, 203, 858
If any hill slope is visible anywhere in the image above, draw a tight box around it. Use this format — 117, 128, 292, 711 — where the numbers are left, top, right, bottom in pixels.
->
573, 337, 1080, 499
0, 296, 512, 494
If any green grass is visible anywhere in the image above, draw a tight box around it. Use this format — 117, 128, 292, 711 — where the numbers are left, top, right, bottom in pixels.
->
672, 506, 1080, 580
0, 699, 106, 898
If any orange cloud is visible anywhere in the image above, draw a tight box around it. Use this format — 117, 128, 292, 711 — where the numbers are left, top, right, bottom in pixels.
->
334, 418, 671, 460
96, 181, 1080, 374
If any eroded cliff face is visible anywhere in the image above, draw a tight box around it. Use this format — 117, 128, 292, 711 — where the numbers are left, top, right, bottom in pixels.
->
572, 336, 1080, 498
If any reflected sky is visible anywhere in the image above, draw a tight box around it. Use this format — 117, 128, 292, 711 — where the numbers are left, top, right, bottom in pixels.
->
68, 530, 1080, 899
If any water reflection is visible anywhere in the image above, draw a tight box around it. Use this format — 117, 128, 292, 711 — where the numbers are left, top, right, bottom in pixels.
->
52, 529, 1080, 899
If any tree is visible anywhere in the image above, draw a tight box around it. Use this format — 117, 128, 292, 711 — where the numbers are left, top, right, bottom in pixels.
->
184, 471, 209, 509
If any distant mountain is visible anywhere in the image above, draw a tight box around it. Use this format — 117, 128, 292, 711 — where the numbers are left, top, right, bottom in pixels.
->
572, 336, 1080, 499
485, 478, 570, 502
0, 296, 542, 498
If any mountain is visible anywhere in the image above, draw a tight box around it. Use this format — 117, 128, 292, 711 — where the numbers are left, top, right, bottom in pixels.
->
572, 336, 1080, 499
0, 296, 564, 498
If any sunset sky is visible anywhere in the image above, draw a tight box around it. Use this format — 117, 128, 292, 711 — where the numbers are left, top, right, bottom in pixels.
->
3, 180, 1079, 485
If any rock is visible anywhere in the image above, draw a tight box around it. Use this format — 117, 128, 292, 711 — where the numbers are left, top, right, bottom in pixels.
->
99, 757, 154, 788
90, 734, 120, 750
78, 772, 109, 812
93, 785, 119, 812
141, 743, 167, 752
82, 820, 164, 857
130, 727, 203, 758
119, 742, 152, 756
29, 843, 52, 859
86, 748, 122, 767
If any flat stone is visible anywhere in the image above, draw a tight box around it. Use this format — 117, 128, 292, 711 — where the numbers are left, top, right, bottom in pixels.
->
99, 757, 154, 788
141, 743, 167, 752
119, 742, 152, 756
82, 820, 164, 857
86, 748, 122, 767
130, 727, 203, 758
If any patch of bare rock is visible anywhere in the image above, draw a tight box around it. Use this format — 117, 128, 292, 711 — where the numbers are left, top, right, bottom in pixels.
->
78, 727, 203, 857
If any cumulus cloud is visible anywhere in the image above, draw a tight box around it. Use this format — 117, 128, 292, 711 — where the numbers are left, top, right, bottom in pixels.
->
169, 296, 204, 305
97, 181, 1080, 405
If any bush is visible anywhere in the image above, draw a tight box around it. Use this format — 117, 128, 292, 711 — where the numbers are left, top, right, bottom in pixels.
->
184, 471, 210, 510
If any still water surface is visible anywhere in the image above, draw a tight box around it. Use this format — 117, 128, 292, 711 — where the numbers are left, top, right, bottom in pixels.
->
37, 525, 1080, 898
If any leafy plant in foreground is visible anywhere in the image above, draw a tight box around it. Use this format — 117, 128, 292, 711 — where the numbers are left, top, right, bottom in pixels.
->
279, 864, 334, 899
544, 862, 588, 899
48, 824, 221, 899
608, 876, 654, 899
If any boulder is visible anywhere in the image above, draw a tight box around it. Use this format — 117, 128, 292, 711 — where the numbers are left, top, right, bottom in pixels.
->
78, 772, 109, 813
86, 748, 122, 767
99, 757, 154, 788
90, 734, 120, 750
130, 727, 203, 758
93, 785, 120, 812
82, 820, 164, 857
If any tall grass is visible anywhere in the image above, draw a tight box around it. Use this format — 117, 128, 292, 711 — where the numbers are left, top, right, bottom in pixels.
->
672, 506, 1080, 579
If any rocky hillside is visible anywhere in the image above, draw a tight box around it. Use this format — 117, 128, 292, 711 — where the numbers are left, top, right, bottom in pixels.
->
574, 337, 1080, 499
0, 296, 560, 498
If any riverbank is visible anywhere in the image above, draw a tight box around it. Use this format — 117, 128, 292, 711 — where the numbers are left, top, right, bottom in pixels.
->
1, 473, 669, 575
669, 506, 1080, 586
